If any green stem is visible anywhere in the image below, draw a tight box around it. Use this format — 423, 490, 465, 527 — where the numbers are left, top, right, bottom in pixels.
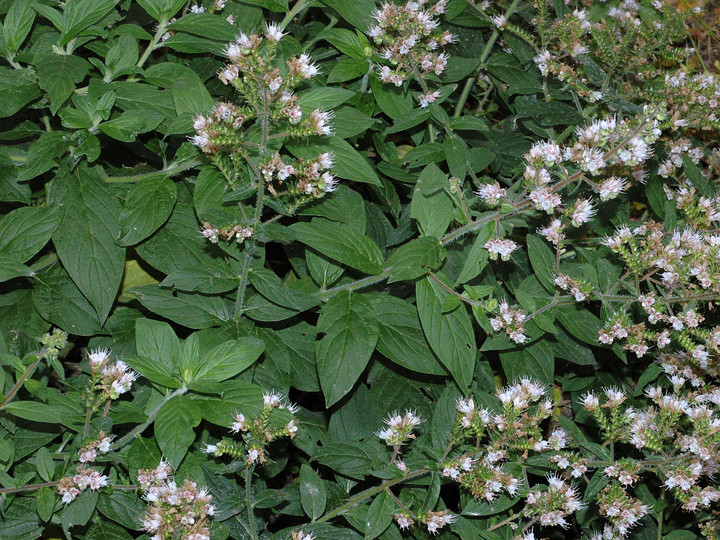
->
278, 0, 310, 32
245, 466, 259, 539
134, 21, 169, 72
316, 468, 430, 524
111, 386, 187, 451
312, 270, 391, 301
0, 355, 43, 410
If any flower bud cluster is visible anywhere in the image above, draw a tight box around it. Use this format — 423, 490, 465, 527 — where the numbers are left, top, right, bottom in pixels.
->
138, 461, 214, 540
205, 391, 299, 467
394, 509, 456, 536
56, 466, 108, 504
40, 328, 68, 362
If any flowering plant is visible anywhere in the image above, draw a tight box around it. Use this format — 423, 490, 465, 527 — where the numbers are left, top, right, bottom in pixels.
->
1, 0, 720, 538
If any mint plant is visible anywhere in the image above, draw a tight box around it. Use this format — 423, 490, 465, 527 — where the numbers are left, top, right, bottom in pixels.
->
1, 0, 720, 539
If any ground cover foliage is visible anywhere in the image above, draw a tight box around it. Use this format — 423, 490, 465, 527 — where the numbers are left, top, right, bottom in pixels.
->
1, 0, 720, 538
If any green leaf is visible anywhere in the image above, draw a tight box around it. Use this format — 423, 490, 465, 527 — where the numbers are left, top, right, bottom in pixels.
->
17, 131, 69, 181
191, 337, 265, 382
61, 490, 98, 534
33, 53, 90, 114
60, 0, 115, 46
416, 275, 476, 389
98, 110, 164, 142
369, 74, 413, 119
33, 265, 104, 336
118, 176, 177, 245
327, 58, 368, 84
411, 164, 453, 238
386, 236, 446, 283
0, 205, 61, 262
290, 218, 384, 274
161, 263, 239, 294
136, 0, 186, 21
35, 446, 55, 482
499, 340, 554, 386
556, 306, 602, 346
298, 87, 356, 112
526, 234, 556, 292
486, 52, 543, 95
315, 291, 379, 406
123, 355, 182, 388
240, 0, 288, 12
248, 267, 320, 311
0, 256, 32, 282
3, 401, 64, 423
3, 0, 36, 55
129, 285, 232, 329
35, 487, 56, 523
97, 491, 145, 531
48, 164, 125, 323
135, 318, 180, 367
286, 136, 381, 187
314, 441, 374, 479
444, 134, 468, 181
0, 67, 41, 118
365, 490, 394, 540
320, 0, 375, 31
166, 13, 237, 42
171, 70, 214, 119
299, 464, 327, 520
320, 28, 371, 60
331, 106, 376, 138
372, 295, 446, 375
454, 223, 493, 286
155, 395, 201, 467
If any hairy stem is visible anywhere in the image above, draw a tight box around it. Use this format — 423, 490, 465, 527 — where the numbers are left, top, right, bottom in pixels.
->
111, 386, 187, 451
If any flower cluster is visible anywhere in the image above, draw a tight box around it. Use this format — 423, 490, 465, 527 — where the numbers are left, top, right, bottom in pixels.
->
596, 483, 649, 538
376, 409, 422, 448
524, 475, 583, 529
490, 300, 527, 344
205, 391, 299, 467
393, 508, 456, 535
78, 432, 113, 463
485, 237, 518, 261
87, 348, 138, 401
56, 466, 108, 504
191, 27, 331, 156
138, 461, 214, 540
370, 0, 453, 106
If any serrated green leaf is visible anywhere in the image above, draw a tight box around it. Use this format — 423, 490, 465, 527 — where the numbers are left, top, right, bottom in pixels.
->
365, 490, 394, 539
155, 395, 201, 467
191, 337, 264, 382
386, 236, 446, 283
48, 164, 125, 323
3, 0, 36, 55
316, 291, 379, 406
0, 67, 40, 119
33, 53, 90, 114
290, 218, 384, 274
299, 464, 326, 520
371, 295, 445, 375
118, 176, 177, 245
411, 164, 453, 238
416, 275, 475, 389
287, 136, 381, 187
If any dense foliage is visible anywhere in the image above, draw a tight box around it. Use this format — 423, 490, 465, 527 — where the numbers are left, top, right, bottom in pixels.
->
1, 0, 719, 538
